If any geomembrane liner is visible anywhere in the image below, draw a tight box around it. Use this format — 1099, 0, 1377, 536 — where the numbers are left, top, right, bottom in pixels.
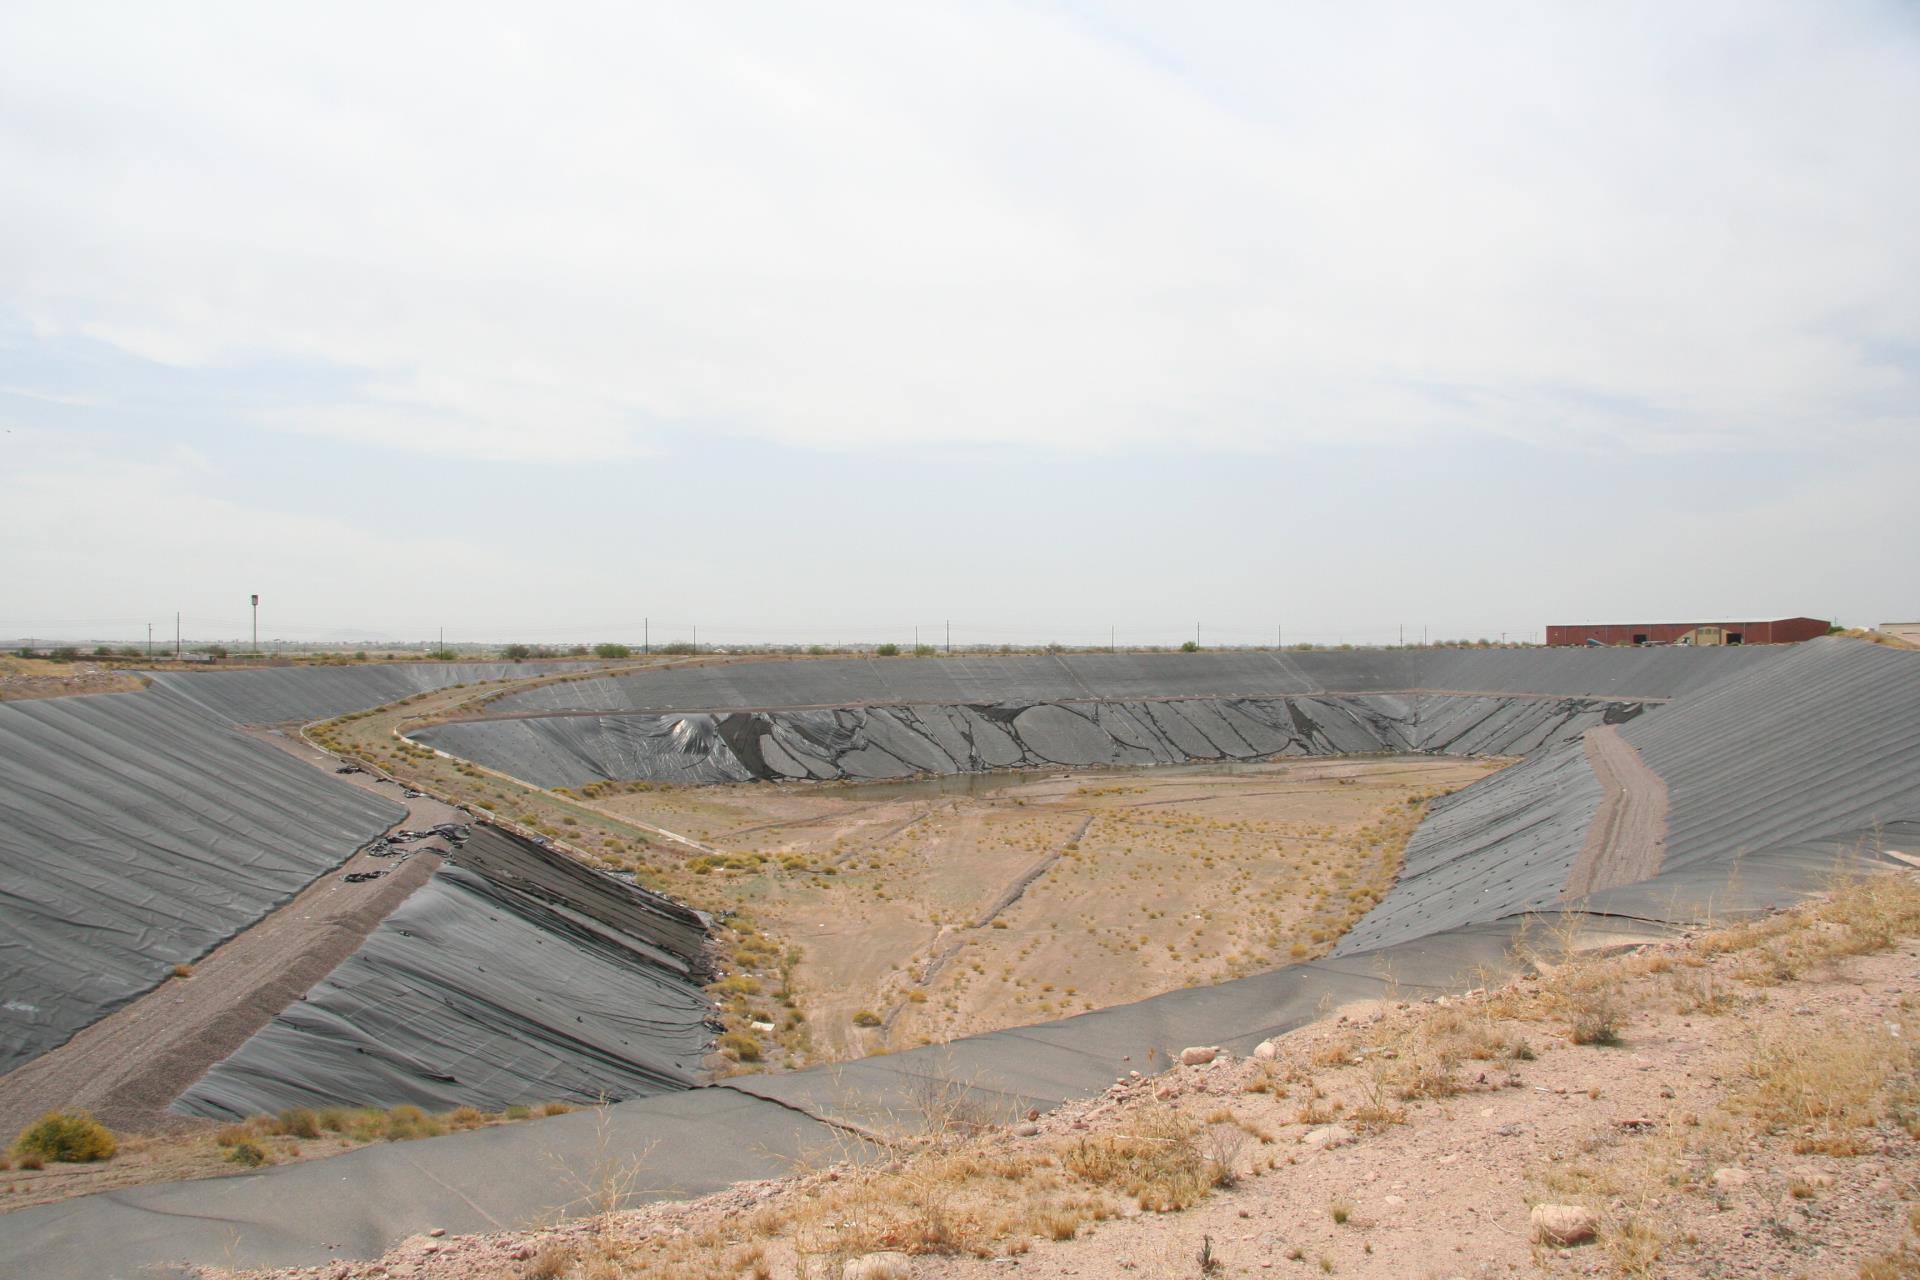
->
175, 825, 714, 1118
0, 692, 403, 1072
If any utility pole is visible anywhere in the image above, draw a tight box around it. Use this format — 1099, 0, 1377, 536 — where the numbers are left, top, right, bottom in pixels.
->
146, 622, 151, 657
915, 625, 919, 653
1399, 624, 1404, 647
175, 612, 181, 660
644, 617, 649, 656
1111, 625, 1116, 654
946, 619, 950, 655
251, 594, 259, 654
692, 623, 697, 654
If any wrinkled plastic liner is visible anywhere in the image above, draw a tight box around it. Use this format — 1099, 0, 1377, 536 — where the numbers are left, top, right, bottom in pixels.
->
0, 693, 404, 1073
175, 825, 714, 1118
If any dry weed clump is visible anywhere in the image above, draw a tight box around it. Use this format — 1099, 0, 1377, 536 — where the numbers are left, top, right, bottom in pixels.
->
1734, 1021, 1910, 1156
1062, 1106, 1213, 1211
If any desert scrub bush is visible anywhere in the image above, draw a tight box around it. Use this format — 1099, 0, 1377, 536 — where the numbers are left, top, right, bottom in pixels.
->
853, 1009, 883, 1027
383, 1104, 446, 1142
1062, 1108, 1210, 1211
13, 1112, 116, 1163
720, 1031, 763, 1062
274, 1107, 321, 1139
1567, 984, 1625, 1046
227, 1141, 271, 1168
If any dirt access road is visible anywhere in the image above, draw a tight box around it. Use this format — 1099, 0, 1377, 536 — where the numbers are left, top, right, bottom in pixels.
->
0, 728, 462, 1140
1562, 723, 1670, 900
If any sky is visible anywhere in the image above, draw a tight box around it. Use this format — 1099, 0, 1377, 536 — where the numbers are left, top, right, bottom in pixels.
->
2, 1, 1915, 648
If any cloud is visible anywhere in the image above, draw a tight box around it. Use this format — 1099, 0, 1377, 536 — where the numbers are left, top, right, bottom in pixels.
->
0, 1, 1915, 463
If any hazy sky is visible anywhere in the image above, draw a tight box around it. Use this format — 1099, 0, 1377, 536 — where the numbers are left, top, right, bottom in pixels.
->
3, 2, 1915, 647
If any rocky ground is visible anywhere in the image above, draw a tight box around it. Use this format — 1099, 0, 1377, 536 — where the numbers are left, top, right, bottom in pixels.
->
0, 656, 146, 701
220, 870, 1920, 1280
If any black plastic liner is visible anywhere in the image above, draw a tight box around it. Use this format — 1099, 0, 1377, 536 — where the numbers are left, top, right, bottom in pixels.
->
0, 693, 403, 1073
175, 826, 713, 1119
144, 662, 601, 726
416, 693, 1645, 789
486, 647, 1778, 715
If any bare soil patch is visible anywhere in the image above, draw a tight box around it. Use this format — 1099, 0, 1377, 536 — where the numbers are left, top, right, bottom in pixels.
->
595, 757, 1490, 1064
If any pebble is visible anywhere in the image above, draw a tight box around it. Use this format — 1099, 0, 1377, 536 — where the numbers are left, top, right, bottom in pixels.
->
1530, 1203, 1599, 1245
1181, 1045, 1220, 1066
1302, 1124, 1353, 1150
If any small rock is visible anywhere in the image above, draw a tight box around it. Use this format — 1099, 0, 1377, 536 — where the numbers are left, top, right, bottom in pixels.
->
1181, 1045, 1219, 1066
427, 1228, 445, 1238
1302, 1124, 1353, 1150
1015, 1123, 1040, 1137
1253, 1039, 1280, 1061
1711, 1167, 1752, 1190
844, 1252, 913, 1280
1530, 1203, 1598, 1246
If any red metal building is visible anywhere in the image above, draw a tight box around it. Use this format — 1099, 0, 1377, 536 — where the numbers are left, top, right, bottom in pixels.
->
1545, 617, 1831, 647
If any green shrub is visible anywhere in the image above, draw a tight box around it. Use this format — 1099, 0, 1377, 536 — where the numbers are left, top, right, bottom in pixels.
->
227, 1141, 270, 1168
852, 1010, 883, 1027
874, 643, 900, 657
593, 643, 632, 659
13, 1112, 116, 1163
1180, 640, 1200, 653
505, 1104, 531, 1121
719, 1031, 763, 1062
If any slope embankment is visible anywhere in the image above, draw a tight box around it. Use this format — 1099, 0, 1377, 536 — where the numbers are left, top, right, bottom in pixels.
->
0, 692, 404, 1073
176, 825, 715, 1119
413, 694, 1648, 789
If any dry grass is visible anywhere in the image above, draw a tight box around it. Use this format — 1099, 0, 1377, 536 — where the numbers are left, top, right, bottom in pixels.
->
1062, 1107, 1212, 1212
1735, 1022, 1909, 1156
1506, 869, 1920, 1276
